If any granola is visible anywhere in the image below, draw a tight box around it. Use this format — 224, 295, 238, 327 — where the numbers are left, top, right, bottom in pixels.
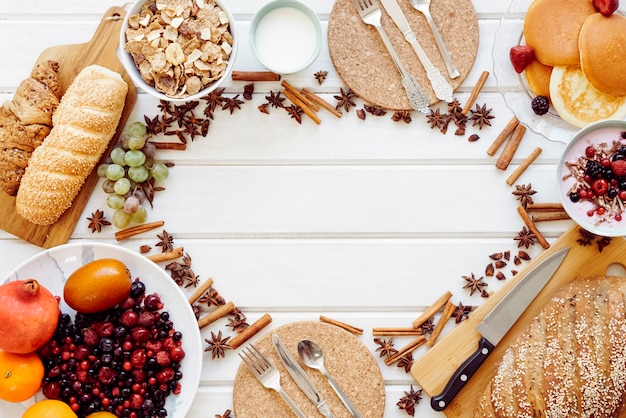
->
124, 0, 234, 98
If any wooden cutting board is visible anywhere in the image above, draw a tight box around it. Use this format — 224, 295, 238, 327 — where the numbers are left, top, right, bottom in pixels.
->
0, 6, 137, 248
411, 225, 626, 417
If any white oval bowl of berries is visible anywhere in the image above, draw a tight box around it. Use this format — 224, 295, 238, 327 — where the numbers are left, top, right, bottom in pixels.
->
558, 119, 626, 236
0, 242, 202, 417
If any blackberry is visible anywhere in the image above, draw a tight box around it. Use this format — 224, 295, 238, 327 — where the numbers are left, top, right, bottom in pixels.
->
586, 160, 604, 178
531, 95, 550, 115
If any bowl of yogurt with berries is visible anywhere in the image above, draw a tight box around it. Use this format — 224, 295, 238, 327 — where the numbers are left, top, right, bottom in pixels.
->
559, 119, 626, 236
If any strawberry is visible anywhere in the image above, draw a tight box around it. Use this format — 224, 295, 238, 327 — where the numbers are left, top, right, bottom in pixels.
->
612, 159, 626, 176
593, 0, 619, 16
509, 45, 535, 73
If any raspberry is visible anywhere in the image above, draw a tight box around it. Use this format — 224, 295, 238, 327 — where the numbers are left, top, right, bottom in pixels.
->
612, 159, 626, 176
531, 95, 550, 115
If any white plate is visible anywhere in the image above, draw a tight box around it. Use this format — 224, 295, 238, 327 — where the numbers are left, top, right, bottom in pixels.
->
492, 0, 626, 144
0, 242, 202, 417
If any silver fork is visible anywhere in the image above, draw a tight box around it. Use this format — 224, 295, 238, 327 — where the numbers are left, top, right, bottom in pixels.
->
239, 344, 308, 418
353, 0, 430, 113
409, 0, 459, 79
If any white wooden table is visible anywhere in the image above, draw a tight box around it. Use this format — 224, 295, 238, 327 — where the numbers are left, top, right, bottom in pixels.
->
0, 1, 573, 416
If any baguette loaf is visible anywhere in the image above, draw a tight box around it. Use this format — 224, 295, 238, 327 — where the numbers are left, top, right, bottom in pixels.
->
474, 276, 626, 417
15, 65, 128, 225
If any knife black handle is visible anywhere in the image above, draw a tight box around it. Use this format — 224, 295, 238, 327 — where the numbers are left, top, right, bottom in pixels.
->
430, 336, 495, 411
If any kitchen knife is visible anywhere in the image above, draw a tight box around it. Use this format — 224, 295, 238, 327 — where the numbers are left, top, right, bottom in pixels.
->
273, 334, 334, 418
379, 0, 453, 102
430, 246, 570, 411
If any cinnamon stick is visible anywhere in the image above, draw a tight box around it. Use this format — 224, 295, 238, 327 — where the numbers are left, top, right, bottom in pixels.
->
426, 300, 457, 347
319, 316, 363, 335
151, 142, 187, 151
517, 206, 550, 249
384, 336, 427, 365
197, 301, 235, 328
283, 89, 321, 125
232, 70, 281, 82
187, 278, 214, 305
487, 116, 518, 156
281, 80, 319, 111
301, 88, 343, 118
372, 327, 422, 336
526, 203, 564, 212
506, 147, 543, 186
229, 313, 273, 349
146, 246, 184, 263
496, 123, 527, 170
531, 211, 570, 222
412, 290, 453, 328
115, 220, 165, 241
461, 70, 490, 115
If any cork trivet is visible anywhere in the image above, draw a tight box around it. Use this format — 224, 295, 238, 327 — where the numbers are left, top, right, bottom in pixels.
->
233, 321, 385, 418
328, 0, 479, 109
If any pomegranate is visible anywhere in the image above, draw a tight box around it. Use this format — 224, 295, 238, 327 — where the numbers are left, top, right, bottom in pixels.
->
0, 279, 59, 354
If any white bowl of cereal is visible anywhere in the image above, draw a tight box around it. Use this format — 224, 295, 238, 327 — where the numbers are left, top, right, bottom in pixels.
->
558, 119, 626, 236
119, 0, 237, 102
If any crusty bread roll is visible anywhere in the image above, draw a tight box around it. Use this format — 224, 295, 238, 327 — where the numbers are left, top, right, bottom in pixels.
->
15, 65, 128, 225
474, 276, 626, 417
579, 13, 626, 96
523, 0, 595, 67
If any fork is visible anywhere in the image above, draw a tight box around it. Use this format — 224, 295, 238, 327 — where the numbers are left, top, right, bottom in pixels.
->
409, 0, 459, 79
353, 0, 430, 113
239, 344, 308, 418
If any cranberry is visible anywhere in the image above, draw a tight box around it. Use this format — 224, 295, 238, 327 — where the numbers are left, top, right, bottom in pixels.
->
42, 381, 62, 399
169, 346, 185, 362
144, 294, 163, 311
132, 327, 151, 343
131, 349, 147, 369
96, 321, 115, 337
592, 178, 609, 196
156, 368, 175, 383
120, 311, 138, 327
98, 367, 118, 385
585, 146, 595, 158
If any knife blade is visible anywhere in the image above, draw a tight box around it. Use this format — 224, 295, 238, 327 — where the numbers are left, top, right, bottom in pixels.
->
273, 334, 334, 418
430, 247, 570, 411
378, 0, 453, 102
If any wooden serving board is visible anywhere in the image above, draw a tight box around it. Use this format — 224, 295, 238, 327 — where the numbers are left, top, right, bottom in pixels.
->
411, 225, 626, 417
0, 7, 137, 248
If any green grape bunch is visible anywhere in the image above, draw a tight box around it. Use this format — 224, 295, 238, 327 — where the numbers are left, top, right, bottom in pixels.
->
97, 121, 169, 229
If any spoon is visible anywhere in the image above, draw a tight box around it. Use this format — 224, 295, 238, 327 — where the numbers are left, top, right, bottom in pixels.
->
409, 0, 460, 79
297, 339, 364, 418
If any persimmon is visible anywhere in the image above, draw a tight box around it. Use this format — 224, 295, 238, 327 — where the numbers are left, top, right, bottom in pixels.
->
21, 399, 77, 418
63, 258, 132, 313
0, 349, 44, 402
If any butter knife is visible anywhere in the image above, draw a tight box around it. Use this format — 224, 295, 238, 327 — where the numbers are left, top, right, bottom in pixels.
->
273, 335, 334, 418
379, 0, 453, 102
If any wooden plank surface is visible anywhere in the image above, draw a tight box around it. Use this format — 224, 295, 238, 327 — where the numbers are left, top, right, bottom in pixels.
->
0, 7, 137, 247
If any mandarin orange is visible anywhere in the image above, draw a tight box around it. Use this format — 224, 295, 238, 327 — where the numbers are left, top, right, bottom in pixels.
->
0, 349, 44, 402
21, 399, 77, 418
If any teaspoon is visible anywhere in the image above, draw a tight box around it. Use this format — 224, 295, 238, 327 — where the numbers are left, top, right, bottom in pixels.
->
297, 339, 364, 418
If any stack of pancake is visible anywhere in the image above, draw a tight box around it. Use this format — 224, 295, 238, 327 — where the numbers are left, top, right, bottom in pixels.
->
522, 0, 626, 128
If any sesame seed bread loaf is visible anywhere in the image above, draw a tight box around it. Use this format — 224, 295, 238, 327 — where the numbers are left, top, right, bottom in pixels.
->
474, 276, 626, 417
15, 65, 128, 225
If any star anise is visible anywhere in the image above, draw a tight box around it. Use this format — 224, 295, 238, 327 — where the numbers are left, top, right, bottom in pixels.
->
157, 99, 173, 115
469, 103, 495, 129
391, 110, 412, 123
426, 108, 449, 131
334, 87, 358, 112
86, 209, 111, 233
227, 309, 249, 333
285, 104, 303, 124
265, 90, 285, 108
397, 353, 414, 373
156, 230, 174, 253
144, 114, 163, 135
597, 236, 612, 252
447, 98, 463, 114
314, 70, 328, 84
198, 287, 226, 307
364, 104, 387, 116
222, 95, 244, 114
171, 104, 190, 128
215, 410, 232, 418
243, 83, 254, 100
453, 302, 473, 324
204, 330, 231, 359
514, 226, 537, 248
165, 253, 198, 288
192, 303, 202, 319
420, 317, 435, 335
512, 183, 537, 208
374, 337, 398, 359
396, 385, 422, 416
576, 227, 596, 246
203, 87, 226, 114
463, 273, 487, 296
258, 103, 270, 114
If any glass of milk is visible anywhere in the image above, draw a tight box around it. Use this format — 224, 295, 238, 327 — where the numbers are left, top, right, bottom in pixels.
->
250, 0, 322, 74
